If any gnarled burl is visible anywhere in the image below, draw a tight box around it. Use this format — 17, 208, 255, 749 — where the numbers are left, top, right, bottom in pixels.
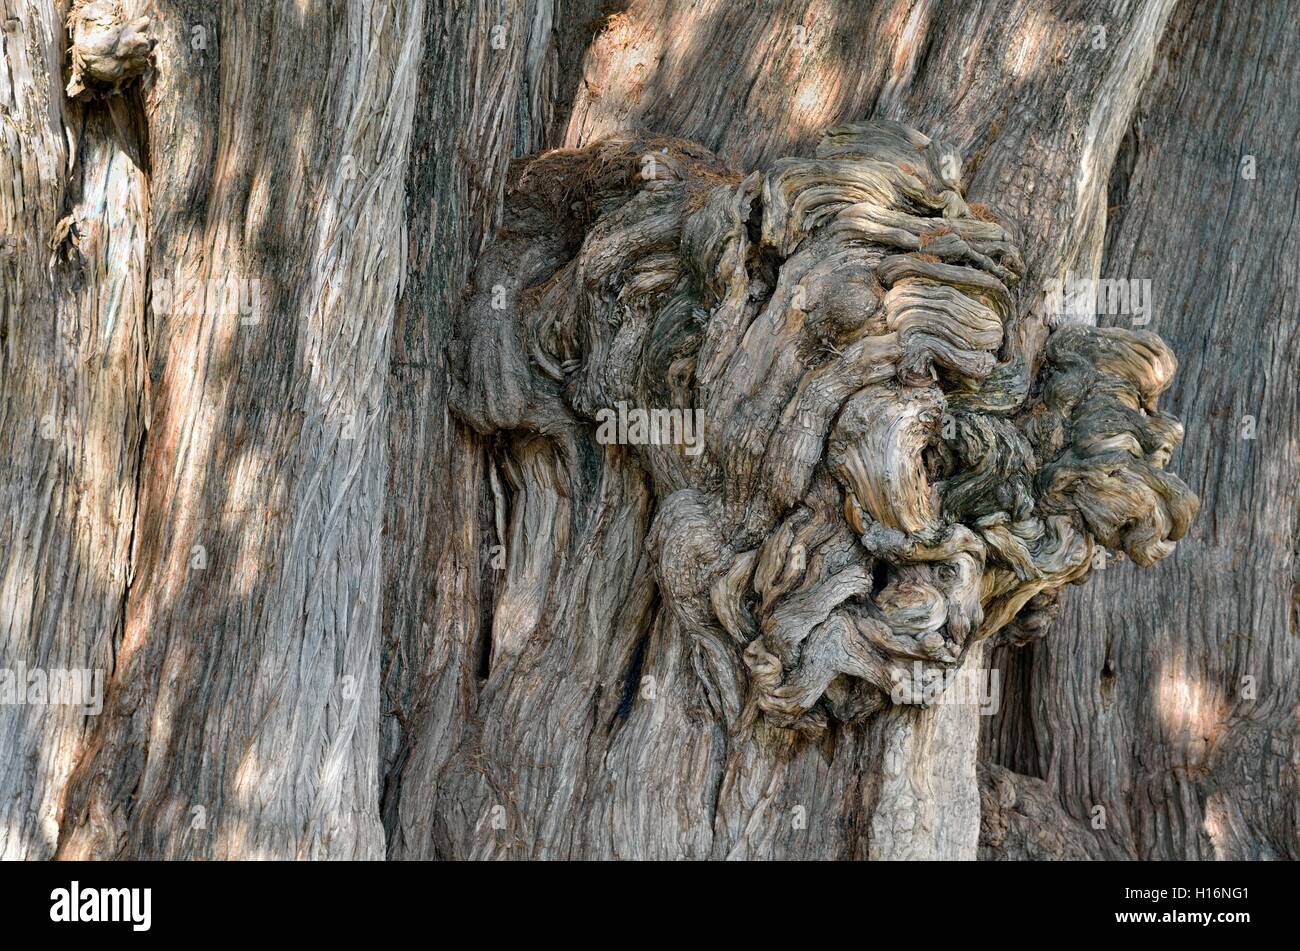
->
452, 121, 1197, 735
64, 0, 154, 99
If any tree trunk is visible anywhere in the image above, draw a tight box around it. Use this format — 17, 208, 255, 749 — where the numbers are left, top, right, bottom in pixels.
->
7, 0, 424, 860
983, 0, 1300, 860
0, 0, 1293, 861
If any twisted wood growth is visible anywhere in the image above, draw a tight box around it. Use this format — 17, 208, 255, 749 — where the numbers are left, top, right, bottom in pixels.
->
453, 121, 1197, 742
64, 0, 154, 98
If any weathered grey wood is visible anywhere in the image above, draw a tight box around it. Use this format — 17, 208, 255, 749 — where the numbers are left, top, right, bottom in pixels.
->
411, 125, 1193, 859
380, 0, 556, 851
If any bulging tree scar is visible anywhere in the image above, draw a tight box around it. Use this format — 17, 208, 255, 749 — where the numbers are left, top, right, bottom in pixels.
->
452, 120, 1198, 735
64, 0, 155, 99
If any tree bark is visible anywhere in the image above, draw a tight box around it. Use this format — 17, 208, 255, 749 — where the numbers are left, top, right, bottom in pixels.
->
6, 0, 426, 860
389, 0, 1193, 861
0, 0, 1293, 861
984, 0, 1300, 860
1, 0, 148, 860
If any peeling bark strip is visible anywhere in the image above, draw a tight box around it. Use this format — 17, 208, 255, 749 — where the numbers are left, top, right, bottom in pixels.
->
453, 119, 1197, 742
